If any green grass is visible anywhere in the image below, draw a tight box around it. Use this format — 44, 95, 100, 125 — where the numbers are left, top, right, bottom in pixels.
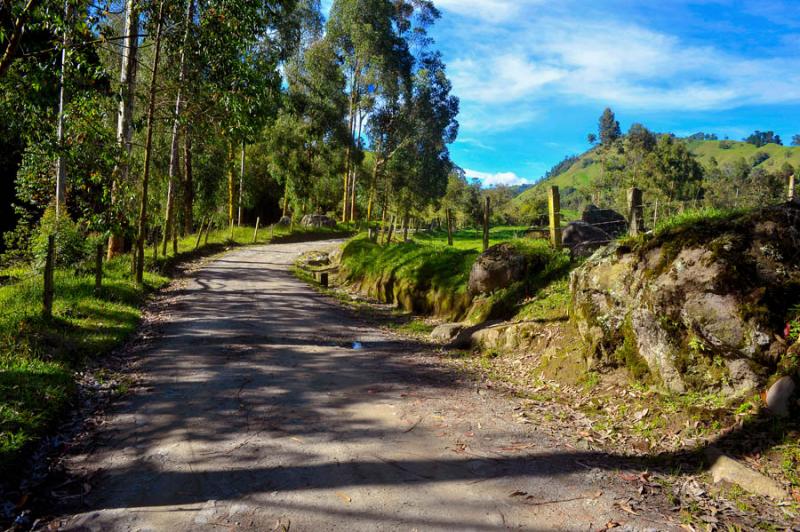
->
514, 277, 571, 322
0, 256, 167, 476
341, 227, 570, 322
412, 225, 529, 251
0, 221, 344, 480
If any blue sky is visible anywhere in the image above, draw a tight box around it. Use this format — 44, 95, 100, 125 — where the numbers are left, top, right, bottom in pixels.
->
322, 0, 800, 186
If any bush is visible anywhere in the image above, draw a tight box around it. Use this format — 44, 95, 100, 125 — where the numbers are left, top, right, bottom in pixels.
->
751, 151, 770, 167
31, 206, 89, 269
719, 140, 734, 150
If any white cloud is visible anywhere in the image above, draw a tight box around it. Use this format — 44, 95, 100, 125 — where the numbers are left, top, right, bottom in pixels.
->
464, 169, 530, 187
441, 10, 800, 131
450, 54, 565, 104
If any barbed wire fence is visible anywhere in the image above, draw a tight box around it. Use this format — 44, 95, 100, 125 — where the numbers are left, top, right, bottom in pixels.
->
533, 174, 798, 251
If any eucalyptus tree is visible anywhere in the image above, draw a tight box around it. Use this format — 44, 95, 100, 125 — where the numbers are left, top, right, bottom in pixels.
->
387, 52, 458, 227
325, 0, 411, 222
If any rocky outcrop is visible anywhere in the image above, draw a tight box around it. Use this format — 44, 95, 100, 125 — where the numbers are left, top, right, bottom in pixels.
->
562, 222, 612, 259
468, 244, 528, 295
570, 203, 800, 397
581, 204, 628, 237
301, 214, 336, 228
431, 323, 465, 343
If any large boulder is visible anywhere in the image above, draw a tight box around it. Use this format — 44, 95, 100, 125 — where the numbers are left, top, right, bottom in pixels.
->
277, 216, 291, 226
468, 244, 527, 295
300, 214, 336, 228
581, 204, 628, 237
562, 222, 612, 258
570, 203, 800, 397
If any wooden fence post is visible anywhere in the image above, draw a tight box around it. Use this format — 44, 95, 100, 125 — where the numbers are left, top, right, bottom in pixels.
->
252, 217, 260, 243
194, 216, 206, 250
627, 187, 644, 236
229, 220, 234, 241
386, 215, 395, 244
652, 199, 659, 228
789, 174, 797, 204
482, 197, 490, 251
204, 219, 212, 246
548, 186, 562, 249
43, 235, 55, 318
94, 243, 103, 292
446, 208, 453, 246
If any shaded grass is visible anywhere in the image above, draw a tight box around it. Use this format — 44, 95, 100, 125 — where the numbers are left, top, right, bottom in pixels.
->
0, 257, 167, 477
0, 222, 345, 480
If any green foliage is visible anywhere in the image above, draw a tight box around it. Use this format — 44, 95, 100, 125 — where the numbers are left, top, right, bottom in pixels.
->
31, 207, 89, 269
598, 107, 621, 146
744, 130, 782, 147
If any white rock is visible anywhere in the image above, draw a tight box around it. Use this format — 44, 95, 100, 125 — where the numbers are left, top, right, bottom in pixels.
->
766, 376, 796, 418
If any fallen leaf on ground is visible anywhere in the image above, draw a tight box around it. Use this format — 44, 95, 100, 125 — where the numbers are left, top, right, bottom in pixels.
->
336, 492, 352, 504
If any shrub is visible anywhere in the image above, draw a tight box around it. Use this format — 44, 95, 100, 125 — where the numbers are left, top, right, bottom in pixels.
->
751, 151, 770, 166
719, 140, 734, 150
31, 206, 88, 269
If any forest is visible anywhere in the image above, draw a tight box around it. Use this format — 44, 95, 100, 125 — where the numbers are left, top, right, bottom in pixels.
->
0, 0, 459, 276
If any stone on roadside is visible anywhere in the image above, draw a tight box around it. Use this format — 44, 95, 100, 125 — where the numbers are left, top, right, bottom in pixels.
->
300, 214, 336, 228
431, 323, 465, 343
581, 204, 628, 237
468, 244, 527, 295
562, 222, 611, 258
766, 376, 796, 418
706, 447, 788, 500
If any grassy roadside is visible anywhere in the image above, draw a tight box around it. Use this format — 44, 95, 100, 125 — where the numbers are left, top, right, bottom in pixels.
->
0, 222, 343, 480
339, 226, 570, 322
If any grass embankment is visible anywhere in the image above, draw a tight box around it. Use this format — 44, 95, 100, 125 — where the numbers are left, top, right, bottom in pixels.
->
340, 226, 570, 322
0, 222, 341, 479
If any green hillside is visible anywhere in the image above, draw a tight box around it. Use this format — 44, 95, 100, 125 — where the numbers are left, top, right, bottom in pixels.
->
513, 140, 800, 212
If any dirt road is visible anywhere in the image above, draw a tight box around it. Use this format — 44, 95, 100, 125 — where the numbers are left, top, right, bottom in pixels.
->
61, 240, 672, 531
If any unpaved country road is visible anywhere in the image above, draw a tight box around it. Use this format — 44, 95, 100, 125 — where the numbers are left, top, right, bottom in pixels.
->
61, 240, 673, 531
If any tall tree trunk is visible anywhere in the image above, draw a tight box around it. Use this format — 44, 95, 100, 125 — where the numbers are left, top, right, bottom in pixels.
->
162, 0, 194, 256
135, 0, 164, 285
342, 63, 359, 222
54, 0, 71, 222
282, 179, 290, 217
108, 0, 140, 259
366, 158, 381, 222
227, 142, 235, 226
349, 109, 364, 223
182, 126, 194, 234
237, 140, 245, 226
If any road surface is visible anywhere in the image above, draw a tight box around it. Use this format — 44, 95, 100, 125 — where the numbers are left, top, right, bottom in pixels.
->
61, 240, 671, 531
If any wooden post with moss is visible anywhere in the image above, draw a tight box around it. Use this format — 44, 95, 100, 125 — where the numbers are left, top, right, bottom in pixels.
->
194, 216, 206, 250
548, 186, 562, 250
789, 174, 797, 204
252, 217, 260, 243
446, 208, 453, 246
627, 187, 644, 236
94, 243, 103, 292
43, 235, 55, 318
482, 197, 490, 251
204, 219, 212, 246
